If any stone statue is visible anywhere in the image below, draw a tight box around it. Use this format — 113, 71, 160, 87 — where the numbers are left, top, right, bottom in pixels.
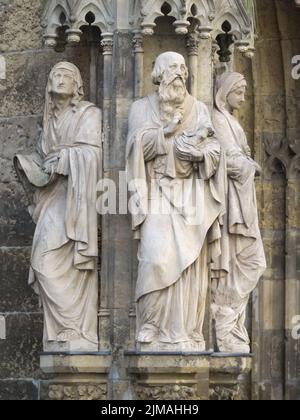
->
14, 62, 102, 352
126, 52, 226, 352
211, 72, 267, 353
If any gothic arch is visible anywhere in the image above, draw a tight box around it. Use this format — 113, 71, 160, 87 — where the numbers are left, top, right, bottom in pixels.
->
42, 0, 114, 47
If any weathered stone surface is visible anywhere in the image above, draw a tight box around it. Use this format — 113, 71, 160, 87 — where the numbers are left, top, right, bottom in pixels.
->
40, 355, 112, 375
135, 384, 198, 400
260, 330, 285, 382
0, 182, 35, 247
0, 0, 44, 53
0, 115, 42, 183
261, 232, 285, 281
256, 381, 284, 401
0, 379, 39, 401
0, 247, 38, 312
127, 354, 210, 400
41, 382, 107, 401
209, 356, 252, 401
284, 332, 300, 401
0, 47, 91, 118
39, 355, 111, 401
260, 280, 285, 330
257, 181, 286, 231
0, 313, 43, 379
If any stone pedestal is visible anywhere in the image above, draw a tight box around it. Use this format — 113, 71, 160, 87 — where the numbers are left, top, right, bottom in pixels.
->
126, 353, 211, 400
209, 355, 253, 400
40, 353, 112, 400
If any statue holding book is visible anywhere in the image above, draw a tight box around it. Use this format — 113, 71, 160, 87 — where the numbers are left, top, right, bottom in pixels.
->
15, 62, 101, 352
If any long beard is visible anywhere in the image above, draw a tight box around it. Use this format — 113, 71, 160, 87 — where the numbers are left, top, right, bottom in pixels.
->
158, 78, 187, 124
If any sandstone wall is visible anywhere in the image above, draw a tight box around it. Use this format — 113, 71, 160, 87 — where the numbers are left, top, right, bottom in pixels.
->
0, 0, 96, 399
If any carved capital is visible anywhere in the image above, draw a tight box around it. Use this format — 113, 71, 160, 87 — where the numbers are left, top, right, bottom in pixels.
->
101, 33, 114, 56
187, 33, 199, 56
133, 31, 144, 54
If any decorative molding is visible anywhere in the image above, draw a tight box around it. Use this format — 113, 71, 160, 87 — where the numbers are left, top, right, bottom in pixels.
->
129, 0, 143, 28
135, 384, 198, 400
101, 32, 114, 55
47, 384, 107, 401
263, 135, 300, 180
187, 32, 200, 56
128, 0, 256, 58
209, 385, 241, 401
212, 0, 256, 59
41, 1, 256, 58
139, 0, 215, 36
132, 30, 144, 53
42, 0, 115, 47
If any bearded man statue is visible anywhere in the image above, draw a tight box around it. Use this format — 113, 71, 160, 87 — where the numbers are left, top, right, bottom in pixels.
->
126, 52, 226, 352
14, 62, 101, 352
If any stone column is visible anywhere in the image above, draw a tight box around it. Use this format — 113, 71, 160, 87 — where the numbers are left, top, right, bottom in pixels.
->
186, 32, 199, 97
101, 32, 114, 147
285, 162, 300, 400
197, 35, 213, 108
101, 29, 136, 399
133, 31, 144, 100
99, 32, 114, 352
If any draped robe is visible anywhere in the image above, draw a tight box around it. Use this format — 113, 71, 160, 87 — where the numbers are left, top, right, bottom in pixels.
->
212, 74, 267, 353
15, 101, 101, 350
126, 93, 226, 350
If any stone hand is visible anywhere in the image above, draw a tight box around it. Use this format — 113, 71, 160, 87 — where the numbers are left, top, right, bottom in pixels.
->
196, 128, 209, 141
43, 157, 59, 175
247, 157, 262, 176
163, 114, 182, 137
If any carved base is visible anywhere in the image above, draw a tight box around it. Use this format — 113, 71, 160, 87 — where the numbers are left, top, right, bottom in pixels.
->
125, 353, 252, 401
209, 355, 252, 400
40, 354, 112, 401
44, 339, 98, 353
126, 353, 210, 400
138, 340, 206, 353
39, 353, 252, 400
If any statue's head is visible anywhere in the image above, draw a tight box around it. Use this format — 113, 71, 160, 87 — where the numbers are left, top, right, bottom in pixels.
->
152, 52, 188, 87
47, 62, 84, 104
152, 52, 188, 122
42, 62, 84, 148
215, 72, 247, 113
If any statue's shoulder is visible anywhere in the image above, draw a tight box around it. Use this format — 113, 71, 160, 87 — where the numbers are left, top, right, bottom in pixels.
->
75, 101, 102, 118
195, 99, 209, 112
129, 96, 153, 122
212, 107, 227, 122
131, 96, 150, 110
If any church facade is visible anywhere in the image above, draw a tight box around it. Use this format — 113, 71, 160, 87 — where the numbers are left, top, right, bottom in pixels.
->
0, 0, 299, 400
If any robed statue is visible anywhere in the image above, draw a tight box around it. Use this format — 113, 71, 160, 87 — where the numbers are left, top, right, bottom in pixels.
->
211, 72, 266, 353
15, 62, 101, 352
127, 52, 226, 352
